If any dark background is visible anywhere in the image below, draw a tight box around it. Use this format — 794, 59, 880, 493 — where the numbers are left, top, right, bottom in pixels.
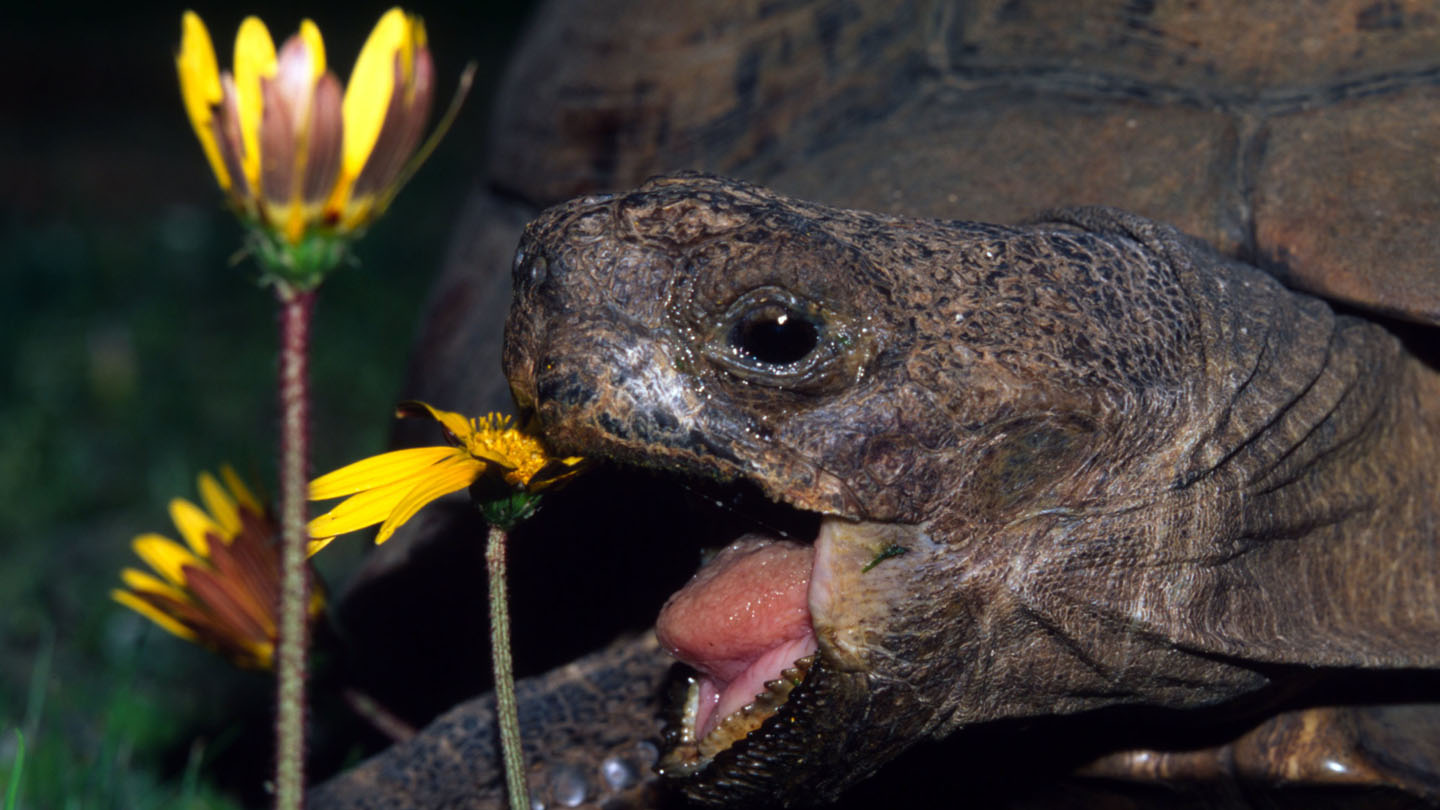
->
2, 2, 535, 805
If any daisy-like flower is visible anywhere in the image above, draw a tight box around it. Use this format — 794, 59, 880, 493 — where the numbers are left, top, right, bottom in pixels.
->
308, 402, 585, 553
176, 8, 467, 282
112, 467, 325, 670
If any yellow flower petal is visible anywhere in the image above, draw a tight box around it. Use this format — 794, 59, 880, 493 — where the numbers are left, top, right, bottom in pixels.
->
176, 11, 230, 190
375, 456, 485, 544
220, 464, 263, 514
233, 16, 278, 192
112, 589, 199, 642
407, 19, 428, 101
309, 445, 460, 500
132, 534, 203, 585
169, 497, 223, 556
307, 475, 417, 538
400, 400, 478, 445
297, 19, 326, 79
306, 536, 335, 557
120, 568, 190, 603
338, 8, 409, 186
197, 471, 240, 536
524, 455, 588, 491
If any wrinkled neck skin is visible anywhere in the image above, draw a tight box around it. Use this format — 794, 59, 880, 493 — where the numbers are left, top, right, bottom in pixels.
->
813, 211, 1440, 745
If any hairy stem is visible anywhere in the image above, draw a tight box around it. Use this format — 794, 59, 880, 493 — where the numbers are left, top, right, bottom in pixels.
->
485, 524, 528, 810
275, 285, 315, 810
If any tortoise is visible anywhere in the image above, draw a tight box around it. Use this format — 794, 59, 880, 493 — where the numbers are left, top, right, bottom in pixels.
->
311, 0, 1440, 807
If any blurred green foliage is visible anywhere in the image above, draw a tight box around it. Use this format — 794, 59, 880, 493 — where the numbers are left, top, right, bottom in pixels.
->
2, 2, 534, 805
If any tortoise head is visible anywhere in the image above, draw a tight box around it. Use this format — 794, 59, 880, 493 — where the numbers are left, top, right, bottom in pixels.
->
502, 173, 1425, 805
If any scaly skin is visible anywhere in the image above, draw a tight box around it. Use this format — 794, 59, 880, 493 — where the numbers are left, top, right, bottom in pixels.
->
500, 175, 1440, 806
307, 633, 674, 809
312, 175, 1440, 808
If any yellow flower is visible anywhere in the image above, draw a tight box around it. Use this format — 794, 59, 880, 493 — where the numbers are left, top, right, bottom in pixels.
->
176, 8, 445, 245
112, 466, 325, 670
308, 402, 585, 553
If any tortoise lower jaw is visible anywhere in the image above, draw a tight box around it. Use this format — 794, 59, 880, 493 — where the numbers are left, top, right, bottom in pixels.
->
659, 654, 815, 777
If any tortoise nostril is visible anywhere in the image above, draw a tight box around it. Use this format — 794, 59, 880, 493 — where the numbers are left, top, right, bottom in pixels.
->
527, 254, 550, 287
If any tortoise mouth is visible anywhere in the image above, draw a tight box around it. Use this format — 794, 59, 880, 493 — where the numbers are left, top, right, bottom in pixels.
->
661, 654, 816, 777
650, 487, 825, 777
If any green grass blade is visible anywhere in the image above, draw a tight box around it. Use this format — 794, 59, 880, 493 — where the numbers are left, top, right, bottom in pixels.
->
23, 632, 53, 740
4, 730, 24, 810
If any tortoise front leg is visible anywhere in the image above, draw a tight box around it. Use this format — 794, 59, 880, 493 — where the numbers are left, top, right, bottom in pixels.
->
1080, 703, 1440, 805
309, 633, 673, 810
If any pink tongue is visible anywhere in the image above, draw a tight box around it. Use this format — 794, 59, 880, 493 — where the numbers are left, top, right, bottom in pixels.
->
656, 535, 816, 739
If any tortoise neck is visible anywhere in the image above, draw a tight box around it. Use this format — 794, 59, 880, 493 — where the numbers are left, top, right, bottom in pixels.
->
1181, 275, 1440, 667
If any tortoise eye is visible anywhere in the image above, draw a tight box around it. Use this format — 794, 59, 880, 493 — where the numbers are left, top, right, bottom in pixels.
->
704, 286, 857, 390
729, 304, 820, 367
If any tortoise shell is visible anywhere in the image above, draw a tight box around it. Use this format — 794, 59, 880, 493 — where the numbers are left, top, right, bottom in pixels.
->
486, 0, 1440, 325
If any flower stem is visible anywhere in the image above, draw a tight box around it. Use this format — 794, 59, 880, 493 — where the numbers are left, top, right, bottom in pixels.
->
340, 688, 417, 743
485, 524, 528, 810
275, 285, 315, 810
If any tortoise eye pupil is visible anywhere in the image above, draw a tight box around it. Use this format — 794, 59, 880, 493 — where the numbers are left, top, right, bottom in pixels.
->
731, 307, 820, 366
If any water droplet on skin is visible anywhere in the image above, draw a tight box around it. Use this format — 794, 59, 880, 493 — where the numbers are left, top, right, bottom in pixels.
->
547, 763, 591, 807
601, 755, 641, 790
